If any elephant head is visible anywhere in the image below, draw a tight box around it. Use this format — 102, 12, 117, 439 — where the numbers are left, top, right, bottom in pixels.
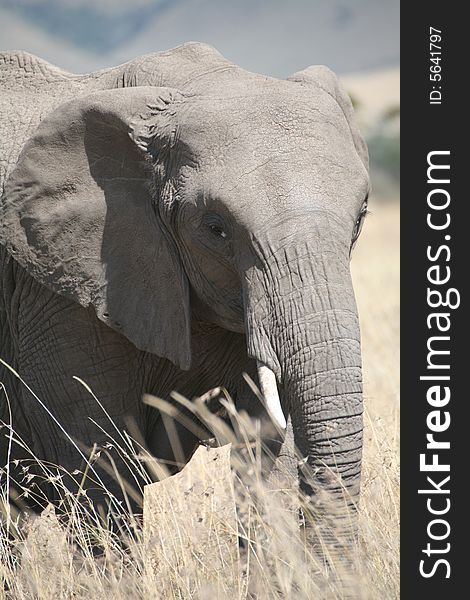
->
0, 64, 369, 526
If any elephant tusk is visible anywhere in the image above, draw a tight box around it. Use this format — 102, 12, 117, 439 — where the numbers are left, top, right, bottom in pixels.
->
256, 362, 287, 430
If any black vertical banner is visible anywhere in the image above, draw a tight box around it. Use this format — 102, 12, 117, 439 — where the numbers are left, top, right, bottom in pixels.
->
401, 3, 466, 597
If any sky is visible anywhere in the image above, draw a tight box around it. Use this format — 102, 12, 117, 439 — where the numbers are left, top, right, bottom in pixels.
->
0, 0, 399, 77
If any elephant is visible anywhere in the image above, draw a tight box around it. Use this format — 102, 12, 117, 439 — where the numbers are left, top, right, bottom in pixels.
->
0, 43, 369, 535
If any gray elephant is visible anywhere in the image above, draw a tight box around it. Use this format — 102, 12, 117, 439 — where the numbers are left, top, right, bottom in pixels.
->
0, 43, 368, 528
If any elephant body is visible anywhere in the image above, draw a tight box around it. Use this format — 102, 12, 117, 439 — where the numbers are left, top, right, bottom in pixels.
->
1, 247, 255, 481
0, 43, 369, 528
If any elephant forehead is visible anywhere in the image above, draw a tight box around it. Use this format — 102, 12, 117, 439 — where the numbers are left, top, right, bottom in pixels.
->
181, 84, 351, 148
178, 117, 367, 217
178, 88, 365, 190
183, 155, 366, 218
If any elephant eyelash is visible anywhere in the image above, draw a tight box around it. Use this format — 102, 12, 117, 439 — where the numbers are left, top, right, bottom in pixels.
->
350, 201, 369, 254
351, 219, 362, 241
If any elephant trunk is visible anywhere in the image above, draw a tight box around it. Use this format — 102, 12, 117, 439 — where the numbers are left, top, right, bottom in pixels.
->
281, 303, 363, 503
244, 235, 363, 540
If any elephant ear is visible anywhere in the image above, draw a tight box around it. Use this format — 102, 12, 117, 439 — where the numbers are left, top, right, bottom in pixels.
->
287, 65, 369, 171
0, 86, 192, 370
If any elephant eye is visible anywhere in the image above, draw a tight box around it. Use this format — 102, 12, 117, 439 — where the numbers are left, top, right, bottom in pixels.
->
350, 197, 369, 254
204, 213, 229, 241
209, 224, 227, 238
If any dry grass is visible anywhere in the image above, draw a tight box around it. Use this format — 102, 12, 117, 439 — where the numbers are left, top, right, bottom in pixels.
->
352, 199, 400, 599
0, 200, 399, 599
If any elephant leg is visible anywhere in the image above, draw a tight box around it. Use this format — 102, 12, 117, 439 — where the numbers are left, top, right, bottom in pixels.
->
146, 415, 200, 477
1, 253, 41, 512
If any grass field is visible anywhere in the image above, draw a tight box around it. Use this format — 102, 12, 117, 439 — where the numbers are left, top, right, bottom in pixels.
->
351, 199, 400, 598
0, 199, 400, 599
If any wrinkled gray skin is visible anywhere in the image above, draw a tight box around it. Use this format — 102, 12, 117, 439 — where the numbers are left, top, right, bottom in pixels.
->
0, 44, 369, 535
